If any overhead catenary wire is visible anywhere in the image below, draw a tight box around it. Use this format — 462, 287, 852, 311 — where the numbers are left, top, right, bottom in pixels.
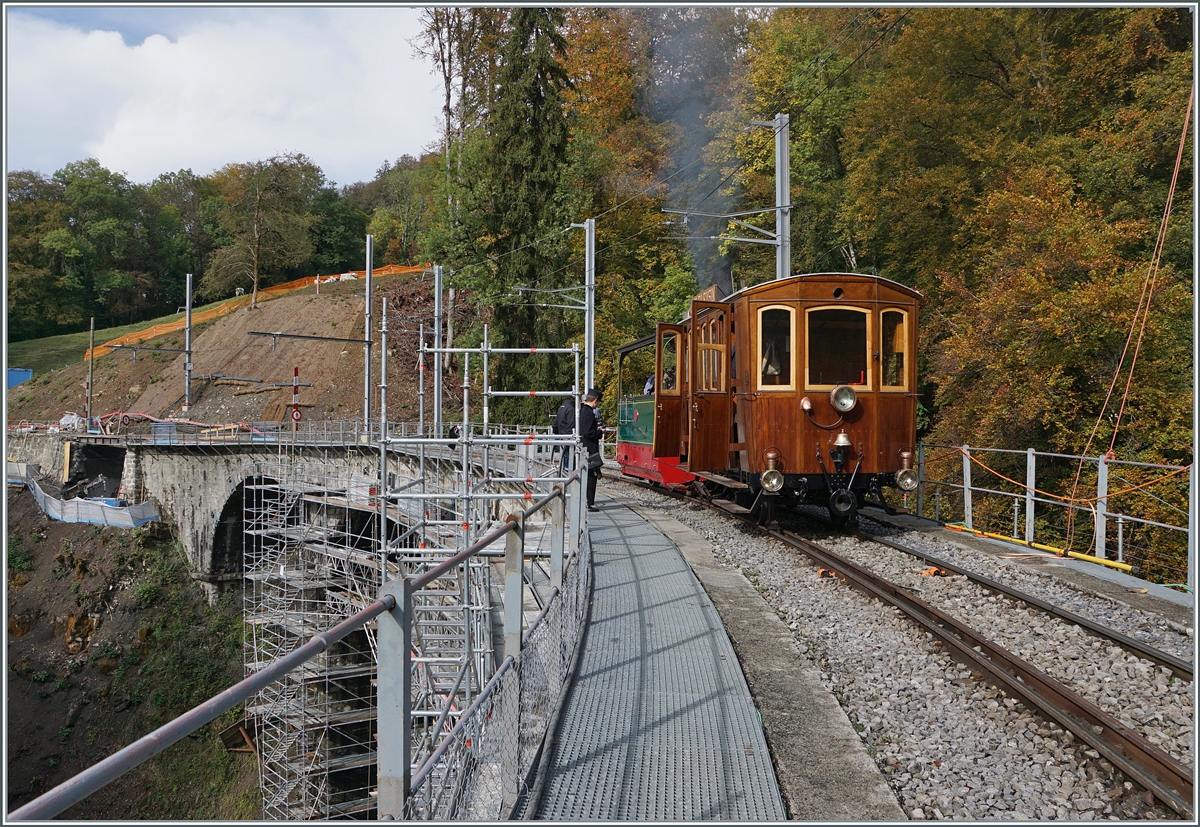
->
1062, 83, 1193, 547
439, 9, 896, 291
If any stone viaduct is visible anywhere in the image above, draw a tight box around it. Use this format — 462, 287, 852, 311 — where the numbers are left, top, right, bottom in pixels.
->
8, 431, 543, 601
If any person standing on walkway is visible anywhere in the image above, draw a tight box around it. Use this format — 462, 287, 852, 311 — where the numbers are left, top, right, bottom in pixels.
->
579, 388, 608, 511
552, 394, 577, 475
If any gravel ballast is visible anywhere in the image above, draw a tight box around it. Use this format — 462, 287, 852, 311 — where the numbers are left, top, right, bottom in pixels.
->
610, 481, 1194, 821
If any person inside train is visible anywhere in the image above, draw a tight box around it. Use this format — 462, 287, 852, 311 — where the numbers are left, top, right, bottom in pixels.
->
643, 374, 654, 395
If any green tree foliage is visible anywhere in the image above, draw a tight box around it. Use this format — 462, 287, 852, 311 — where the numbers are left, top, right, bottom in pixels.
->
433, 8, 575, 422
147, 169, 218, 287
7, 160, 202, 338
5, 8, 1190, 482
306, 185, 369, 275
355, 154, 441, 265
7, 170, 78, 340
198, 152, 323, 304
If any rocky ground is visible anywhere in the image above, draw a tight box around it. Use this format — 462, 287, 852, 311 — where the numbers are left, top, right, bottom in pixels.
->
5, 487, 257, 819
609, 480, 1193, 821
6, 273, 470, 427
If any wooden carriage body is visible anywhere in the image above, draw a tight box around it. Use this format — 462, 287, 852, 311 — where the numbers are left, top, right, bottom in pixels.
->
619, 272, 920, 503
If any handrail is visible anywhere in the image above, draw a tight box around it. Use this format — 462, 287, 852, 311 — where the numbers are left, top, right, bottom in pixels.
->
8, 463, 586, 822
7, 596, 398, 821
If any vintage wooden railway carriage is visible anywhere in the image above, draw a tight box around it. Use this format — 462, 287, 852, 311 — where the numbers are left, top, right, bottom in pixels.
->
616, 272, 921, 522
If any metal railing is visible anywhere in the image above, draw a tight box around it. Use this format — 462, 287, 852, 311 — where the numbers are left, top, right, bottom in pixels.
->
384, 472, 591, 819
914, 443, 1193, 591
7, 461, 590, 822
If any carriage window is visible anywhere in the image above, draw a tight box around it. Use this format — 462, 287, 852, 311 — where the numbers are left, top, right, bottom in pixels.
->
881, 310, 906, 390
758, 306, 793, 390
807, 307, 868, 387
696, 310, 726, 392
660, 331, 678, 394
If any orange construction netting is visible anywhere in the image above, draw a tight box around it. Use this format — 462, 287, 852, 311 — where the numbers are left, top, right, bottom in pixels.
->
85, 264, 428, 360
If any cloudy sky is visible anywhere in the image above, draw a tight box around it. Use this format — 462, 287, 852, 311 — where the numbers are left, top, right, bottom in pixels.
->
5, 4, 444, 187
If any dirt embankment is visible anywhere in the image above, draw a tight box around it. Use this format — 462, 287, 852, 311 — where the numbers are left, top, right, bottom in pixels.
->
6, 273, 468, 427
4, 273, 472, 818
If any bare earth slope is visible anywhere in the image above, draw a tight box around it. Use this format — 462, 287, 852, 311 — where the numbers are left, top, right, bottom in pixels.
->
6, 274, 451, 427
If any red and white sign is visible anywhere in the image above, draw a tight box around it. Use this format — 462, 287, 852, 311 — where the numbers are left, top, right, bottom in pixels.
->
291, 407, 302, 422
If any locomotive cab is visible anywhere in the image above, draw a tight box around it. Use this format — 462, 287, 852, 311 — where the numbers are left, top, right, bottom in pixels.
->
617, 272, 921, 524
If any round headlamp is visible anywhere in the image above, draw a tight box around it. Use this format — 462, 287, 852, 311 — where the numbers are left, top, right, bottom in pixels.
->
761, 469, 784, 493
830, 385, 857, 413
895, 468, 919, 491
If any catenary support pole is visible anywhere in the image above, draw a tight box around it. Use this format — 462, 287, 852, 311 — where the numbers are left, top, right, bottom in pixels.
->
585, 218, 595, 389
1096, 454, 1109, 559
379, 298, 389, 585
774, 112, 791, 281
183, 273, 193, 412
87, 317, 94, 426
363, 236, 373, 433
434, 265, 443, 438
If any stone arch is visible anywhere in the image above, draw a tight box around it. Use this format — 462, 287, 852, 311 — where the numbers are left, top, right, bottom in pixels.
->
211, 475, 279, 576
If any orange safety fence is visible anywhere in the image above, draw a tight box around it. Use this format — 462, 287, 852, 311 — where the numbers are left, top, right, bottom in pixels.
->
85, 263, 428, 361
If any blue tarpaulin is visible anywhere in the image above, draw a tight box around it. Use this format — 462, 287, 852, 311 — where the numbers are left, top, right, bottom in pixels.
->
8, 368, 33, 388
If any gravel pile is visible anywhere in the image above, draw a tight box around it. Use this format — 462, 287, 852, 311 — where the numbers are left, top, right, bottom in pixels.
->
612, 484, 1192, 820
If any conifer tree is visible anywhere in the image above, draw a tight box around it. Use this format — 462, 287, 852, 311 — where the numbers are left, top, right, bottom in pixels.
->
483, 8, 575, 420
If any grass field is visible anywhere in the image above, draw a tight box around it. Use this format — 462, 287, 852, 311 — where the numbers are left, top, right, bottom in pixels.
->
6, 301, 231, 377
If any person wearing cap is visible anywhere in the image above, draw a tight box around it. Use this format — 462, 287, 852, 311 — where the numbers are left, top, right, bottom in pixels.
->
578, 388, 608, 511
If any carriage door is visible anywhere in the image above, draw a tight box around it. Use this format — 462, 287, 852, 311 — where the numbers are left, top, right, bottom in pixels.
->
652, 324, 686, 459
688, 300, 731, 472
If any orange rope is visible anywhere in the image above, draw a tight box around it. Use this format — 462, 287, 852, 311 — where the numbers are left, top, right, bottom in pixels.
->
1064, 83, 1193, 544
1107, 85, 1193, 456
958, 447, 1191, 506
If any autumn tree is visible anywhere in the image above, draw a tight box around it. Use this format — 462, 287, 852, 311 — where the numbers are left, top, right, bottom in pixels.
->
199, 152, 323, 305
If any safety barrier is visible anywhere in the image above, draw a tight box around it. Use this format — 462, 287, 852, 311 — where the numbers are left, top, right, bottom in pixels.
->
7, 457, 589, 822
914, 443, 1193, 592
386, 473, 591, 819
19, 472, 159, 527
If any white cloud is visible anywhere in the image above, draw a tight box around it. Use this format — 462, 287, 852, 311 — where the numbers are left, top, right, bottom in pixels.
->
5, 8, 444, 186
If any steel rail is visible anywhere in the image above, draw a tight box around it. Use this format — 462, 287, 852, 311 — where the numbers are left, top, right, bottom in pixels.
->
615, 477, 1193, 816
770, 527, 1193, 819
853, 526, 1193, 682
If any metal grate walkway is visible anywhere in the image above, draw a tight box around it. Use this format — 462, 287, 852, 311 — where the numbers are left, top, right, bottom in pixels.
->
536, 496, 786, 820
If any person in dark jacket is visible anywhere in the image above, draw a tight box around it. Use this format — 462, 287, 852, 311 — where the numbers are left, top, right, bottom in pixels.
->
552, 396, 577, 475
578, 388, 607, 511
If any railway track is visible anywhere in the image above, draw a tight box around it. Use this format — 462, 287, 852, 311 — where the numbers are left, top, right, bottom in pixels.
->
617, 476, 1194, 818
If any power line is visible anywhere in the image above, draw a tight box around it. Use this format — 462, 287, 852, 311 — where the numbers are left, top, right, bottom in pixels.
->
696, 9, 909, 209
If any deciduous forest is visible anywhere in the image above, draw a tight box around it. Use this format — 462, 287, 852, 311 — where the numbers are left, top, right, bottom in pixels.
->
7, 7, 1193, 468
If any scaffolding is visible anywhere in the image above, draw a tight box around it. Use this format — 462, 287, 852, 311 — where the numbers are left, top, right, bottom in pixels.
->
243, 317, 583, 819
